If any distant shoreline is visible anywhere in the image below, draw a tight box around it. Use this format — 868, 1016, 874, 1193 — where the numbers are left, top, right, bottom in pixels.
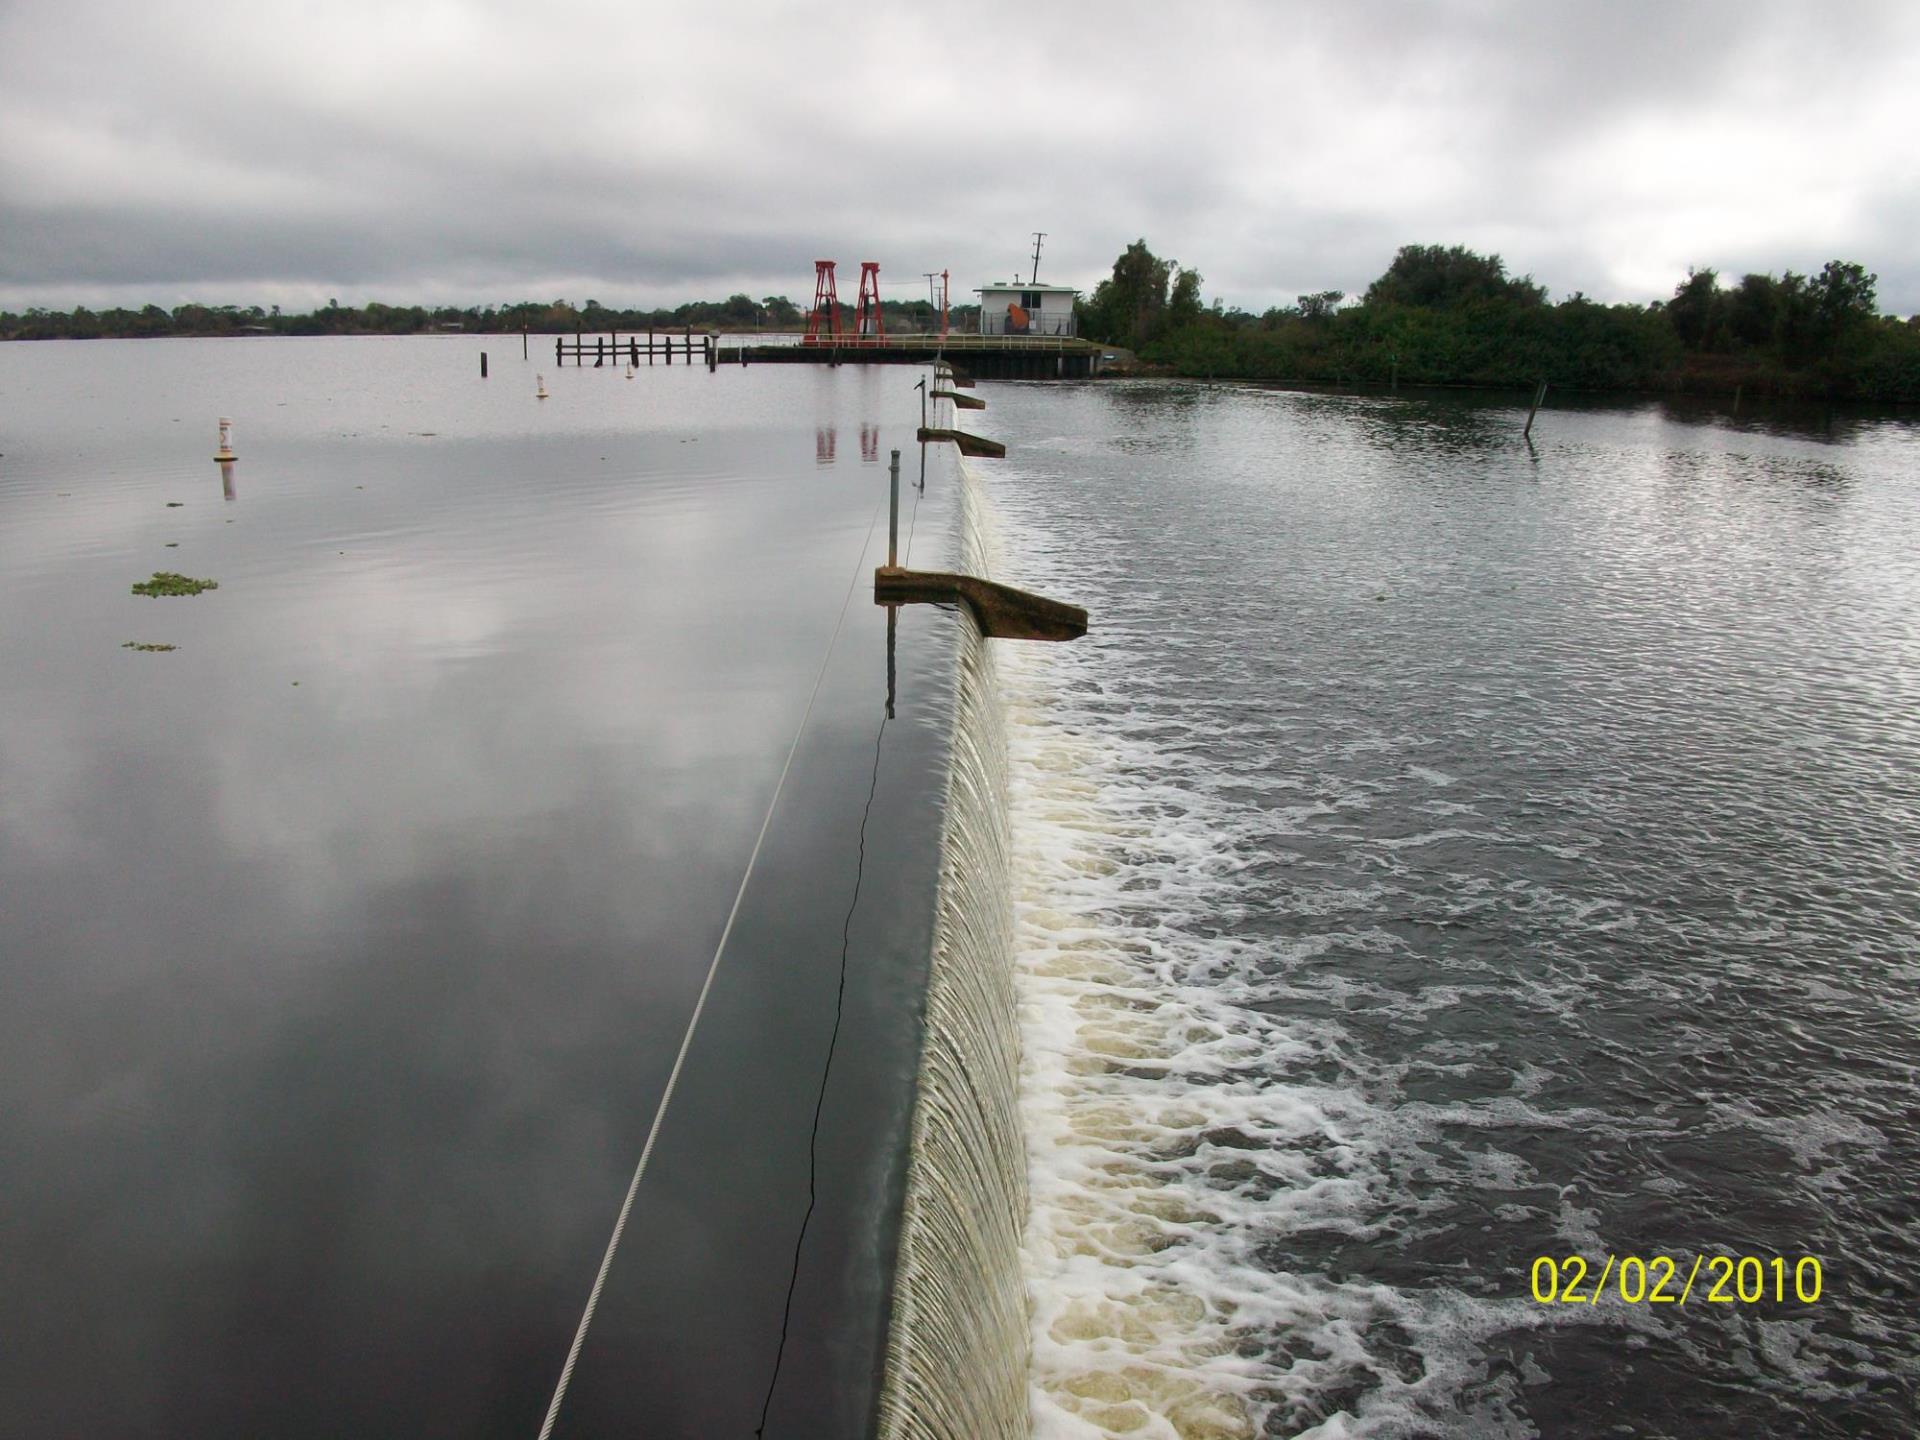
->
0, 326, 818, 341
0, 299, 982, 345
6, 328, 1913, 409
1109, 355, 1920, 406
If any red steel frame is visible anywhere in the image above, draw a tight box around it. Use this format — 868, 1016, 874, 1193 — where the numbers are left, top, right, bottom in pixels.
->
804, 260, 841, 343
804, 258, 951, 344
853, 261, 884, 339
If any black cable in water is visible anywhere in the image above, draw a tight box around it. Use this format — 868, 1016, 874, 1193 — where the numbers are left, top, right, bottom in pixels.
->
903, 479, 924, 567
754, 709, 889, 1437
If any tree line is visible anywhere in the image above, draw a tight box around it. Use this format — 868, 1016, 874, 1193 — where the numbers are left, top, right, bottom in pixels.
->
0, 294, 981, 342
1078, 241, 1920, 402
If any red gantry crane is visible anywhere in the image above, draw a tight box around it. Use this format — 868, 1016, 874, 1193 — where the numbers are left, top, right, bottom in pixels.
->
853, 262, 884, 340
804, 260, 842, 344
803, 258, 949, 344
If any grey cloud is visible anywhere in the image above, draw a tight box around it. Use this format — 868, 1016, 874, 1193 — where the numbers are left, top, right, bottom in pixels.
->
2, 0, 1916, 314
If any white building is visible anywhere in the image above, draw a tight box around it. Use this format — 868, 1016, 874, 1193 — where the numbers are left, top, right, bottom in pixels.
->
974, 282, 1081, 337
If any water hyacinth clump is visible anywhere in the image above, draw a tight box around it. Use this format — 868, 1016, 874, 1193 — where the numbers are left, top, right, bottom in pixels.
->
131, 572, 218, 597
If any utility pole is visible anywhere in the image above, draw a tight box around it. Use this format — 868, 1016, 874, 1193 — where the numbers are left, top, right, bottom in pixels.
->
924, 272, 940, 332
1030, 231, 1046, 285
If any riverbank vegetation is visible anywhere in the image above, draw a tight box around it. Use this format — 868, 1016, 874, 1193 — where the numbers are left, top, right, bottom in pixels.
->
1079, 241, 1920, 402
0, 295, 980, 342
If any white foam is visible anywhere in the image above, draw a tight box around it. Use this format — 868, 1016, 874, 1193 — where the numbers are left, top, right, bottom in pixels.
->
942, 401, 1920, 1438
965, 460, 1607, 1438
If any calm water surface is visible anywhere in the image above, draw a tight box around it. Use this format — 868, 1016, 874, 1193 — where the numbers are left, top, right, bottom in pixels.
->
981, 382, 1920, 1438
0, 337, 961, 1437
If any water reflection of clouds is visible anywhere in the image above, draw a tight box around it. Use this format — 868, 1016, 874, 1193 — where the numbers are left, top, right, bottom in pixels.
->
0, 347, 939, 1432
2, 758, 725, 1433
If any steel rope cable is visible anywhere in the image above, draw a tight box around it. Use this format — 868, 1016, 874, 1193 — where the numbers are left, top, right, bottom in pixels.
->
753, 704, 888, 1436
535, 485, 889, 1440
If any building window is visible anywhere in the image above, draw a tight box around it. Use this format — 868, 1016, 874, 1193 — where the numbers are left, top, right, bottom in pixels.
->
1021, 291, 1042, 310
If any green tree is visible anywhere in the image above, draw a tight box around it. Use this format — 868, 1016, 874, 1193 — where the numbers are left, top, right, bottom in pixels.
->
1296, 290, 1344, 321
1726, 273, 1777, 348
1080, 239, 1173, 348
1365, 244, 1546, 309
1809, 260, 1877, 342
1168, 265, 1204, 327
1667, 267, 1721, 351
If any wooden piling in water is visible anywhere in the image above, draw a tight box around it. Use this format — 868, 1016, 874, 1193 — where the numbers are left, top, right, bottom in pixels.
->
480, 352, 488, 378
874, 566, 1086, 641
1523, 381, 1548, 440
917, 426, 1005, 458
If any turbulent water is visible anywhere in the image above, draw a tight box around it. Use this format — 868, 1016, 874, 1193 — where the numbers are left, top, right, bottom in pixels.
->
963, 384, 1920, 1438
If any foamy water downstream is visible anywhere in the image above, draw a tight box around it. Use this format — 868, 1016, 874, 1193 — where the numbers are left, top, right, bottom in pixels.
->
969, 385, 1920, 1437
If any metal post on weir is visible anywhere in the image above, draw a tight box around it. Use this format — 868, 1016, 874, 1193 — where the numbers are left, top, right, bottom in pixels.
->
888, 449, 901, 568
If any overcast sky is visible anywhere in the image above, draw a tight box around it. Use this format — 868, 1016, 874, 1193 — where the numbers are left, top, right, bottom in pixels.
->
3, 0, 1916, 316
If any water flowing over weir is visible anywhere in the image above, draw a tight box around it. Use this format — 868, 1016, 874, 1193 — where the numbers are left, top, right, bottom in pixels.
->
963, 461, 1288, 1440
896, 382, 1920, 1440
875, 476, 1029, 1440
878, 459, 1277, 1440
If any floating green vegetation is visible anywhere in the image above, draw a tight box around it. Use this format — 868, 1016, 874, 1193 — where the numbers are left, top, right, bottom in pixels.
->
132, 571, 219, 597
122, 641, 177, 652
